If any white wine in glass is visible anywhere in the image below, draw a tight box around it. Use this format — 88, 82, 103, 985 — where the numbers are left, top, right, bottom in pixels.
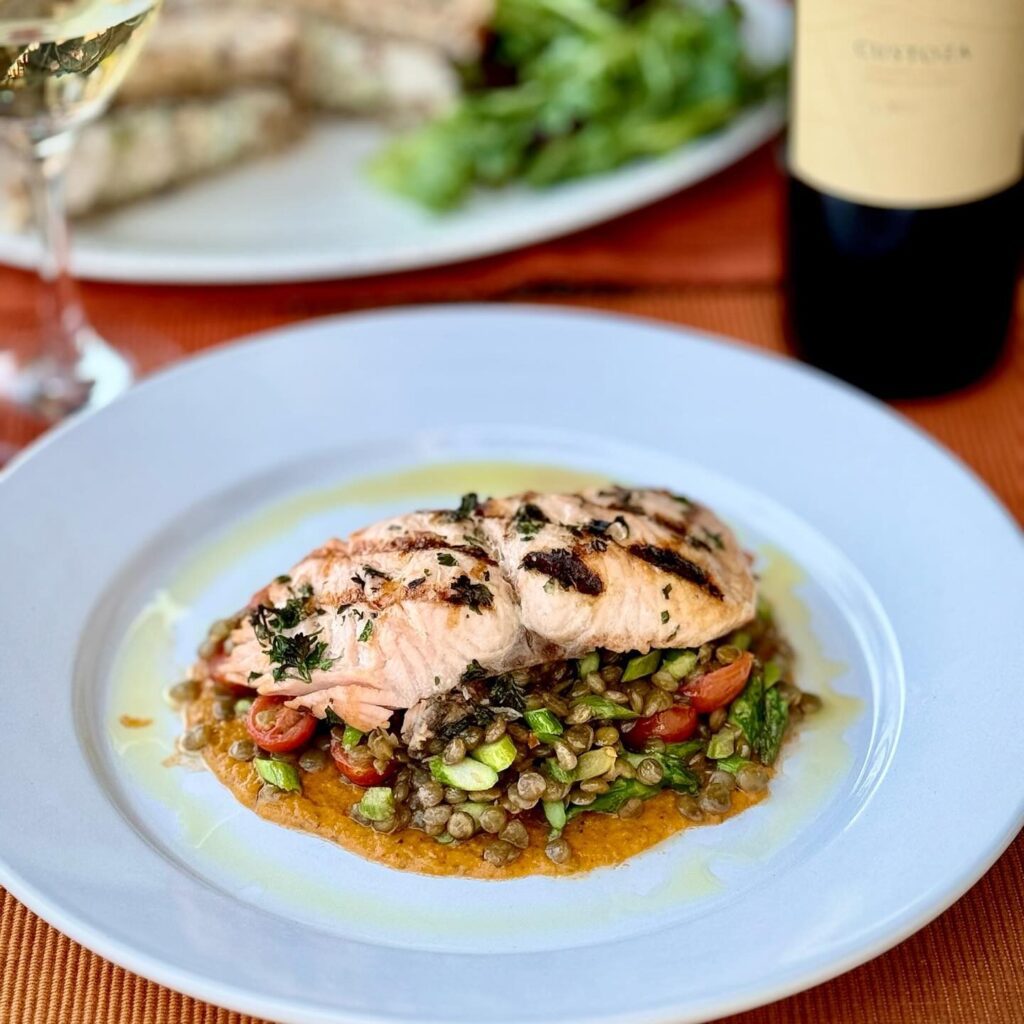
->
0, 0, 159, 419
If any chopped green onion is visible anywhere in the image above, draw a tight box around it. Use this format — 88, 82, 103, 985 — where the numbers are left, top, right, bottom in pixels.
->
706, 729, 736, 760
621, 650, 662, 682
577, 651, 600, 678
431, 756, 499, 791
543, 799, 567, 831
357, 787, 395, 822
457, 801, 487, 823
662, 649, 698, 680
254, 758, 301, 792
525, 708, 563, 741
571, 694, 639, 721
471, 735, 517, 772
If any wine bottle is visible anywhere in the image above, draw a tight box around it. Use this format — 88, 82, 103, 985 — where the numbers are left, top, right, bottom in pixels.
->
786, 1, 1024, 399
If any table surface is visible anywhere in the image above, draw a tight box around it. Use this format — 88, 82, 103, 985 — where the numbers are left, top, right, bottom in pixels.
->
1, 144, 1022, 1024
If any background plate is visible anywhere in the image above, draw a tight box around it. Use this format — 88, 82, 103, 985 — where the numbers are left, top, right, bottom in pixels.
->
0, 0, 788, 284
0, 306, 1021, 1024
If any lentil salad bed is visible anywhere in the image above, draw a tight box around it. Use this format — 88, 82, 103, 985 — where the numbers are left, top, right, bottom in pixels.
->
172, 598, 820, 873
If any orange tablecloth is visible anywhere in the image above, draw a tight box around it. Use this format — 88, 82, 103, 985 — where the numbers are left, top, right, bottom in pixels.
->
1, 144, 1022, 1024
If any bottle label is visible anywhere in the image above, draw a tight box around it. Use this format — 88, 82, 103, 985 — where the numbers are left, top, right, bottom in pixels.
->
791, 0, 1024, 207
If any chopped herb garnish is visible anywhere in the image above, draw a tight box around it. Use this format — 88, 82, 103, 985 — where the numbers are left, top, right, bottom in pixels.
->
248, 670, 261, 682
702, 528, 725, 550
447, 574, 493, 614
324, 707, 344, 727
437, 552, 458, 567
351, 573, 365, 588
441, 492, 479, 522
462, 660, 488, 682
489, 673, 526, 712
358, 619, 373, 643
274, 574, 292, 584
362, 565, 390, 580
661, 610, 670, 624
257, 629, 334, 683
513, 502, 548, 539
662, 584, 672, 598
407, 576, 426, 589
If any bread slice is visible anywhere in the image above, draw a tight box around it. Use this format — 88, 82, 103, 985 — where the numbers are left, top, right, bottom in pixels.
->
66, 87, 302, 217
270, 0, 493, 61
117, 7, 299, 104
295, 16, 459, 119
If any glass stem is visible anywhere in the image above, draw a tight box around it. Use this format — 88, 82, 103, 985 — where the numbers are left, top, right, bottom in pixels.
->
25, 130, 92, 407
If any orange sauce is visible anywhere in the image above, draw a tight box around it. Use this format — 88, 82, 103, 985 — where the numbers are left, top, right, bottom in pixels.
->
186, 689, 765, 879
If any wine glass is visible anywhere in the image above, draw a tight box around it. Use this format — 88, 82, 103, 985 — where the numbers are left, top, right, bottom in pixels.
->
0, 0, 160, 422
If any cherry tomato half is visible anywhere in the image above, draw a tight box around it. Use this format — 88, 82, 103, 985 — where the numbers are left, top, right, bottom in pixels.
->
681, 652, 754, 713
624, 705, 698, 750
330, 736, 397, 787
245, 694, 317, 753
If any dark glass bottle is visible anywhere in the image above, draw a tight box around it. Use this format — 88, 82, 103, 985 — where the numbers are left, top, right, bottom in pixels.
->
787, 177, 1021, 398
785, 0, 1024, 399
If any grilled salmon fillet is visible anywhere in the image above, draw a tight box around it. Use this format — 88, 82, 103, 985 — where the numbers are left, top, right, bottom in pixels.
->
211, 487, 756, 732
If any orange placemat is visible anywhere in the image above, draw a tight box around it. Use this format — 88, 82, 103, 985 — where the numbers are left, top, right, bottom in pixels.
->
1, 147, 1022, 1024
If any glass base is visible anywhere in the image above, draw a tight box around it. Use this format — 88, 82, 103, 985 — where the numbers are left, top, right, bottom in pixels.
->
0, 324, 134, 420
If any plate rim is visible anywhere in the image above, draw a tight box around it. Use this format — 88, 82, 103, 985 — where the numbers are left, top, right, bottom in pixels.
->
1, 304, 1022, 1024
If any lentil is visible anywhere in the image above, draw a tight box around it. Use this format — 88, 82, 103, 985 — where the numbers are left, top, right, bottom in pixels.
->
448, 810, 476, 839
545, 838, 571, 864
637, 758, 664, 785
500, 820, 530, 849
228, 739, 256, 761
517, 772, 547, 803
479, 806, 508, 833
483, 840, 519, 867
442, 737, 466, 764
736, 764, 769, 793
168, 679, 200, 703
298, 749, 327, 772
618, 797, 644, 819
180, 725, 209, 752
676, 794, 703, 821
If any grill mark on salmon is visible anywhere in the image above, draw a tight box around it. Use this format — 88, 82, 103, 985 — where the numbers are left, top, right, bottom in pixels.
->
520, 548, 604, 596
349, 531, 496, 565
627, 543, 724, 599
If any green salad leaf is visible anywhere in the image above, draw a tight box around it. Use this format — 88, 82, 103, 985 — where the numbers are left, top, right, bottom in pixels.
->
371, 0, 784, 210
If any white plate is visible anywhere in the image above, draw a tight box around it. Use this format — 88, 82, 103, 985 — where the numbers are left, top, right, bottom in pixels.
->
0, 0, 788, 284
0, 306, 1021, 1024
